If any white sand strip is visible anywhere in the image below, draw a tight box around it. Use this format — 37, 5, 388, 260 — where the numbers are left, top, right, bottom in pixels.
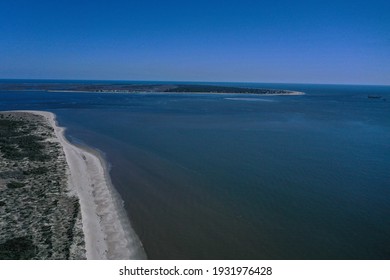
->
18, 110, 146, 260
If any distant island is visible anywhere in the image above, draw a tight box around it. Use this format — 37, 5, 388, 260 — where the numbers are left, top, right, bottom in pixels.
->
0, 82, 304, 95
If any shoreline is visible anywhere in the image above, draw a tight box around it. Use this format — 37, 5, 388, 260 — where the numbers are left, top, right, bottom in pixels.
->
46, 89, 305, 95
15, 110, 146, 259
0, 88, 305, 96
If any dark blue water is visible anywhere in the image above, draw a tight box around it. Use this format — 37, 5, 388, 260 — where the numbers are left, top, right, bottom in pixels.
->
1, 82, 389, 259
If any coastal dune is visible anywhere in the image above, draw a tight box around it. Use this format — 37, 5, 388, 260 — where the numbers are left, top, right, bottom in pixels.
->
24, 111, 146, 260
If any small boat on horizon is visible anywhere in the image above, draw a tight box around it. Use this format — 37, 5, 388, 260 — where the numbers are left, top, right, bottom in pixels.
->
367, 95, 382, 99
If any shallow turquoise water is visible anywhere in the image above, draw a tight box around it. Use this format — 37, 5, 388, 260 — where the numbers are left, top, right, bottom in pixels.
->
1, 82, 389, 259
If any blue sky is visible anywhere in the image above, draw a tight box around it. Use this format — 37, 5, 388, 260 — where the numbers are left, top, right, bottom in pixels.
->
0, 0, 389, 84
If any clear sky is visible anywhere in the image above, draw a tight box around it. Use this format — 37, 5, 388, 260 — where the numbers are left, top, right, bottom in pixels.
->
0, 0, 389, 85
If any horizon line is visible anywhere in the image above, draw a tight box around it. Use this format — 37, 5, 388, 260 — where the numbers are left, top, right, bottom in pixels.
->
0, 78, 389, 87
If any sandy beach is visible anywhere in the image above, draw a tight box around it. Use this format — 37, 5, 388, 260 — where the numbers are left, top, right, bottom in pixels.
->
20, 111, 146, 260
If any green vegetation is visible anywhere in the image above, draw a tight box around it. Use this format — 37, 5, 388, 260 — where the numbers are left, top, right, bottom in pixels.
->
165, 85, 292, 94
0, 112, 86, 259
6, 181, 26, 189
0, 118, 49, 161
0, 237, 38, 260
23, 166, 48, 175
65, 198, 81, 260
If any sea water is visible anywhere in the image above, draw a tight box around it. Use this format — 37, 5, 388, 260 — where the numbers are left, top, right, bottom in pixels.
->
1, 82, 389, 259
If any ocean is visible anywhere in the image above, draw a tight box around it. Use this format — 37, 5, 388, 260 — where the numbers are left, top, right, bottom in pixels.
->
1, 81, 389, 259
